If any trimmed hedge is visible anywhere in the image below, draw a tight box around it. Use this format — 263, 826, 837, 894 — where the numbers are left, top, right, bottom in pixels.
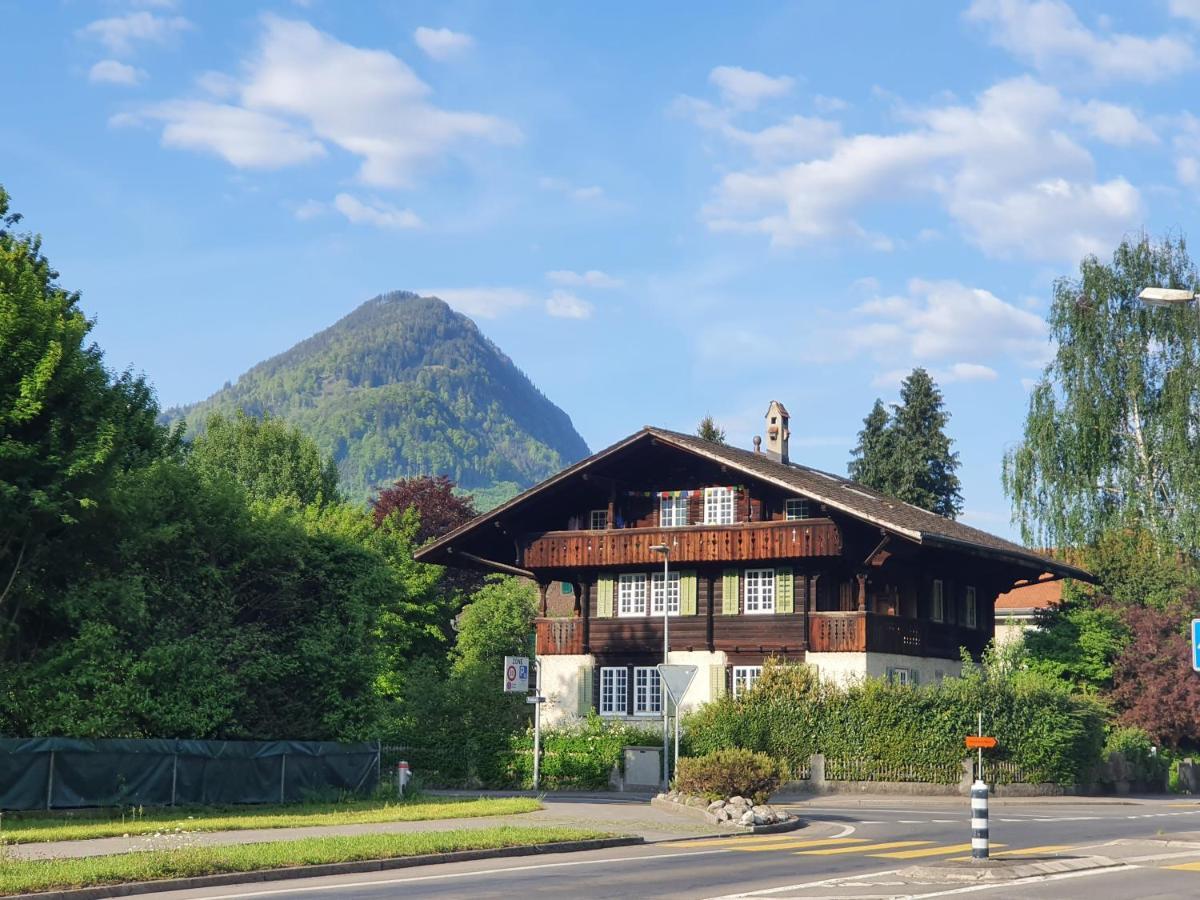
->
500, 715, 662, 790
683, 650, 1108, 787
675, 749, 780, 803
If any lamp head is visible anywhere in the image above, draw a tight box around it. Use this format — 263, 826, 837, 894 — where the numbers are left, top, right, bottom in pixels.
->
1139, 286, 1199, 307
649, 544, 670, 555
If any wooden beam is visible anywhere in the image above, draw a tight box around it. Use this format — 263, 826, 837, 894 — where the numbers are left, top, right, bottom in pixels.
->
448, 549, 535, 579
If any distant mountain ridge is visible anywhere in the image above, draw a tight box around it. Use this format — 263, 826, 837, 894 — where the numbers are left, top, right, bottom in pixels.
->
167, 292, 590, 503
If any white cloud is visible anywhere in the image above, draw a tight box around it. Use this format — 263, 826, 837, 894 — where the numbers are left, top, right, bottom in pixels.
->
1070, 100, 1155, 145
708, 66, 793, 109
539, 177, 606, 202
1175, 113, 1200, 188
413, 26, 475, 61
545, 290, 593, 319
89, 60, 146, 86
673, 96, 841, 163
427, 287, 531, 318
79, 11, 192, 56
292, 199, 327, 221
700, 76, 1143, 261
128, 16, 519, 189
965, 0, 1193, 83
871, 363, 998, 389
1171, 0, 1200, 23
546, 269, 623, 288
333, 193, 422, 229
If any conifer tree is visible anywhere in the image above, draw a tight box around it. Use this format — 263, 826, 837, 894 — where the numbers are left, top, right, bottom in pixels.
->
848, 399, 895, 491
696, 414, 727, 444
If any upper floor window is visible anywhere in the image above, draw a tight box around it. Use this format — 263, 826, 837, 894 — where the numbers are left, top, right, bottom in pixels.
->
964, 585, 977, 629
589, 509, 608, 531
651, 571, 680, 616
599, 667, 627, 715
704, 487, 736, 525
733, 665, 763, 698
634, 667, 661, 715
618, 574, 647, 617
660, 495, 689, 527
744, 568, 776, 614
785, 498, 811, 520
931, 579, 945, 623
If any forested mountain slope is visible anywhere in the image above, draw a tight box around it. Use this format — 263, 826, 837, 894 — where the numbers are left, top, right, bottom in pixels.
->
167, 292, 590, 501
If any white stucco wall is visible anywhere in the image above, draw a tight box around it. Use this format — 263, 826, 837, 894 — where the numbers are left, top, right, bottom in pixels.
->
538, 653, 593, 727
994, 615, 1033, 648
666, 650, 727, 714
806, 652, 961, 687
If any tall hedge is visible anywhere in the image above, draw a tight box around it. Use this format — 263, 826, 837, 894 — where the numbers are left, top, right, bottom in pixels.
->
683, 649, 1107, 786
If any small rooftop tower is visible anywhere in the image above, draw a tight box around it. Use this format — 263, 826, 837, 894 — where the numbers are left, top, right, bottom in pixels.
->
764, 400, 790, 464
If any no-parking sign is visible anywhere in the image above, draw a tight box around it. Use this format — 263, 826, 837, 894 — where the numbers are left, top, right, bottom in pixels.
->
503, 656, 530, 693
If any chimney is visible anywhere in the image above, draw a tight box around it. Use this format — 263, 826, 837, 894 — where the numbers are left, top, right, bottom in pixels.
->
764, 400, 790, 464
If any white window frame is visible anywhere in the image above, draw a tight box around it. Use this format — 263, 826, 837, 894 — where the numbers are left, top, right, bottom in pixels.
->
888, 667, 913, 686
784, 498, 810, 520
633, 666, 661, 716
599, 667, 627, 716
703, 487, 735, 525
651, 571, 680, 616
618, 574, 647, 617
589, 509, 608, 531
744, 568, 776, 614
659, 495, 689, 528
931, 579, 944, 623
965, 586, 977, 629
732, 665, 763, 698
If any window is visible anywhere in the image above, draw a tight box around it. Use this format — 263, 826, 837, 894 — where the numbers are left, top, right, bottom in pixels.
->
659, 495, 689, 527
784, 498, 810, 520
651, 571, 680, 616
931, 579, 944, 623
599, 667, 627, 715
744, 569, 776, 614
704, 487, 735, 525
618, 574, 647, 617
965, 586, 977, 629
888, 667, 913, 686
634, 667, 661, 715
589, 509, 608, 530
733, 666, 763, 698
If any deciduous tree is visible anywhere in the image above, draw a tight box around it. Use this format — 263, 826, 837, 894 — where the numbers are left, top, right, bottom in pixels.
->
371, 475, 477, 545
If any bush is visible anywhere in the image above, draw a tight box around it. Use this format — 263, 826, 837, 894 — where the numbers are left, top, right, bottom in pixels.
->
1100, 725, 1168, 787
675, 749, 781, 803
501, 714, 662, 790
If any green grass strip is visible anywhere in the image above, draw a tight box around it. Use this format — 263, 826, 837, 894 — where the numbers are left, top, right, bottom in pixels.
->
0, 826, 608, 895
1, 796, 542, 845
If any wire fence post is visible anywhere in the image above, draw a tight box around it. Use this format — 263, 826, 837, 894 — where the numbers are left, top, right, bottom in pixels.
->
279, 754, 287, 804
45, 749, 55, 811
170, 746, 179, 807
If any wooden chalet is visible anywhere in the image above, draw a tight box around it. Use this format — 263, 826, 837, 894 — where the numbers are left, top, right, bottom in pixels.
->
415, 402, 1091, 725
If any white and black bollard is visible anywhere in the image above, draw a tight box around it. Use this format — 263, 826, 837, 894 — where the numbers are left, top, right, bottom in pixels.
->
971, 778, 989, 860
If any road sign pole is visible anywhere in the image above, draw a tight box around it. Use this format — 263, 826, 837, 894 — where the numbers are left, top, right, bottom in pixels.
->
532, 659, 541, 791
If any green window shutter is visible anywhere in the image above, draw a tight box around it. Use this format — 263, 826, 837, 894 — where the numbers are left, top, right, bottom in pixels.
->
776, 567, 794, 614
577, 666, 594, 714
709, 664, 726, 698
722, 569, 740, 615
596, 576, 615, 618
680, 570, 698, 615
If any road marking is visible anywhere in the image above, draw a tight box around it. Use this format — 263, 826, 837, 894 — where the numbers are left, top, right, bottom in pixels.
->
1167, 860, 1200, 871
949, 844, 1072, 860
725, 837, 869, 852
898, 819, 927, 823
873, 842, 1007, 859
796, 840, 931, 856
931, 818, 958, 823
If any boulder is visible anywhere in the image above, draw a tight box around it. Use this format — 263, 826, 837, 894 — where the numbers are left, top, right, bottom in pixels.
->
707, 799, 726, 811
717, 808, 733, 822
729, 795, 746, 806
738, 810, 756, 826
704, 811, 721, 825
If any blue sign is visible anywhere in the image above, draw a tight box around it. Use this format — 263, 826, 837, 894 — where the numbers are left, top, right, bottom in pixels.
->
1193, 619, 1200, 673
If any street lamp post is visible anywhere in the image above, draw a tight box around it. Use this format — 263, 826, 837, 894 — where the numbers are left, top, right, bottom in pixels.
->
649, 543, 670, 789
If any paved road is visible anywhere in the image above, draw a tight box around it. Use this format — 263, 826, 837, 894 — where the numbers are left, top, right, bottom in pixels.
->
132, 796, 1200, 899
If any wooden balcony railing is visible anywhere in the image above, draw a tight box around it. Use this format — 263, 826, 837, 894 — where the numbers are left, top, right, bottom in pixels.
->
521, 519, 841, 569
536, 617, 584, 655
808, 612, 988, 660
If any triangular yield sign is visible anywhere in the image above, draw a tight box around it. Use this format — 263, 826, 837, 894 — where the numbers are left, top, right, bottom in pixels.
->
656, 663, 698, 703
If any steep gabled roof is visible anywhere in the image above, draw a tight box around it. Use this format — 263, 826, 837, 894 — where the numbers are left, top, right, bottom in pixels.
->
415, 426, 1093, 582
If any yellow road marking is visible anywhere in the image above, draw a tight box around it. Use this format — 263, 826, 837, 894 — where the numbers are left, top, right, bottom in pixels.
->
873, 843, 1006, 860
662, 835, 866, 851
949, 845, 1071, 861
796, 840, 931, 856
1166, 860, 1200, 871
731, 837, 869, 852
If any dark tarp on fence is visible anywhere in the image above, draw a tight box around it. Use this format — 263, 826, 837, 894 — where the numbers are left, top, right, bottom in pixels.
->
0, 737, 380, 810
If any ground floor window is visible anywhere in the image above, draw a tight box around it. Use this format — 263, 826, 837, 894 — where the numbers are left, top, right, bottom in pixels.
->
887, 667, 914, 686
599, 666, 627, 715
964, 585, 977, 628
732, 665, 763, 698
634, 666, 661, 715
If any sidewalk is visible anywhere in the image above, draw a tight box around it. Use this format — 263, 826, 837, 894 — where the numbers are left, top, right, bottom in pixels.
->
5, 797, 733, 862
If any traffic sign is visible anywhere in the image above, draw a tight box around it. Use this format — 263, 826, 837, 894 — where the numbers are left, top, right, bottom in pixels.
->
656, 664, 698, 704
503, 656, 529, 693
965, 736, 997, 749
1193, 619, 1200, 673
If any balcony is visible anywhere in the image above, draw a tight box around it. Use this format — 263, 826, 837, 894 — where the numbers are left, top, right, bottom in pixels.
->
521, 519, 842, 570
536, 617, 584, 655
808, 612, 988, 660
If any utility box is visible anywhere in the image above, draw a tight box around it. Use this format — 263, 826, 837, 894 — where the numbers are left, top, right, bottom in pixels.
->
622, 746, 662, 790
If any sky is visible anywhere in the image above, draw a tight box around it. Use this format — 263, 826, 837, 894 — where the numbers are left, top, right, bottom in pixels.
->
3, 0, 1200, 540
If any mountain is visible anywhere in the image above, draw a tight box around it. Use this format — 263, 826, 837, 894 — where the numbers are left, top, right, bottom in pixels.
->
167, 292, 590, 504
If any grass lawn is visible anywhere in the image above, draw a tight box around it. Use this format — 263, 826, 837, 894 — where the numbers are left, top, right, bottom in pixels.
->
0, 796, 542, 845
0, 826, 609, 895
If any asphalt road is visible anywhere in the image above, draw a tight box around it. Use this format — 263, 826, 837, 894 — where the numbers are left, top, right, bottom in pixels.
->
135, 797, 1200, 899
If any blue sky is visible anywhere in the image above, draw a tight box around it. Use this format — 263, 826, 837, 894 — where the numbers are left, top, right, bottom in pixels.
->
3, 0, 1200, 539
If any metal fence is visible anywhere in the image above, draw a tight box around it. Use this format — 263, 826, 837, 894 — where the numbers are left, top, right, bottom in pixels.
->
1, 738, 380, 811
824, 757, 962, 784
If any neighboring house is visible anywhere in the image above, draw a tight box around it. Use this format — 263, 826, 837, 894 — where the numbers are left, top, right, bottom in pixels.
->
994, 577, 1063, 646
416, 402, 1091, 726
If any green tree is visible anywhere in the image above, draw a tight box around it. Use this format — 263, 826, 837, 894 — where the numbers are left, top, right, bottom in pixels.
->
452, 576, 538, 678
848, 399, 896, 492
0, 186, 169, 635
189, 411, 340, 509
1004, 235, 1200, 549
1024, 598, 1128, 693
890, 369, 962, 518
696, 415, 727, 444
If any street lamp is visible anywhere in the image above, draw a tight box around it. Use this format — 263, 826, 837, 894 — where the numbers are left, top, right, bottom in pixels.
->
1139, 286, 1200, 322
649, 543, 671, 788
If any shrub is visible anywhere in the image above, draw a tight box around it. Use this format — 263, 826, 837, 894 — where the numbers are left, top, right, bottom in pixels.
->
1101, 725, 1168, 787
675, 748, 781, 803
500, 714, 662, 790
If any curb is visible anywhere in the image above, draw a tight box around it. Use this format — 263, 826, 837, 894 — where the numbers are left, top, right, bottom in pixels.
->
901, 854, 1121, 883
4, 836, 643, 900
649, 798, 804, 835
